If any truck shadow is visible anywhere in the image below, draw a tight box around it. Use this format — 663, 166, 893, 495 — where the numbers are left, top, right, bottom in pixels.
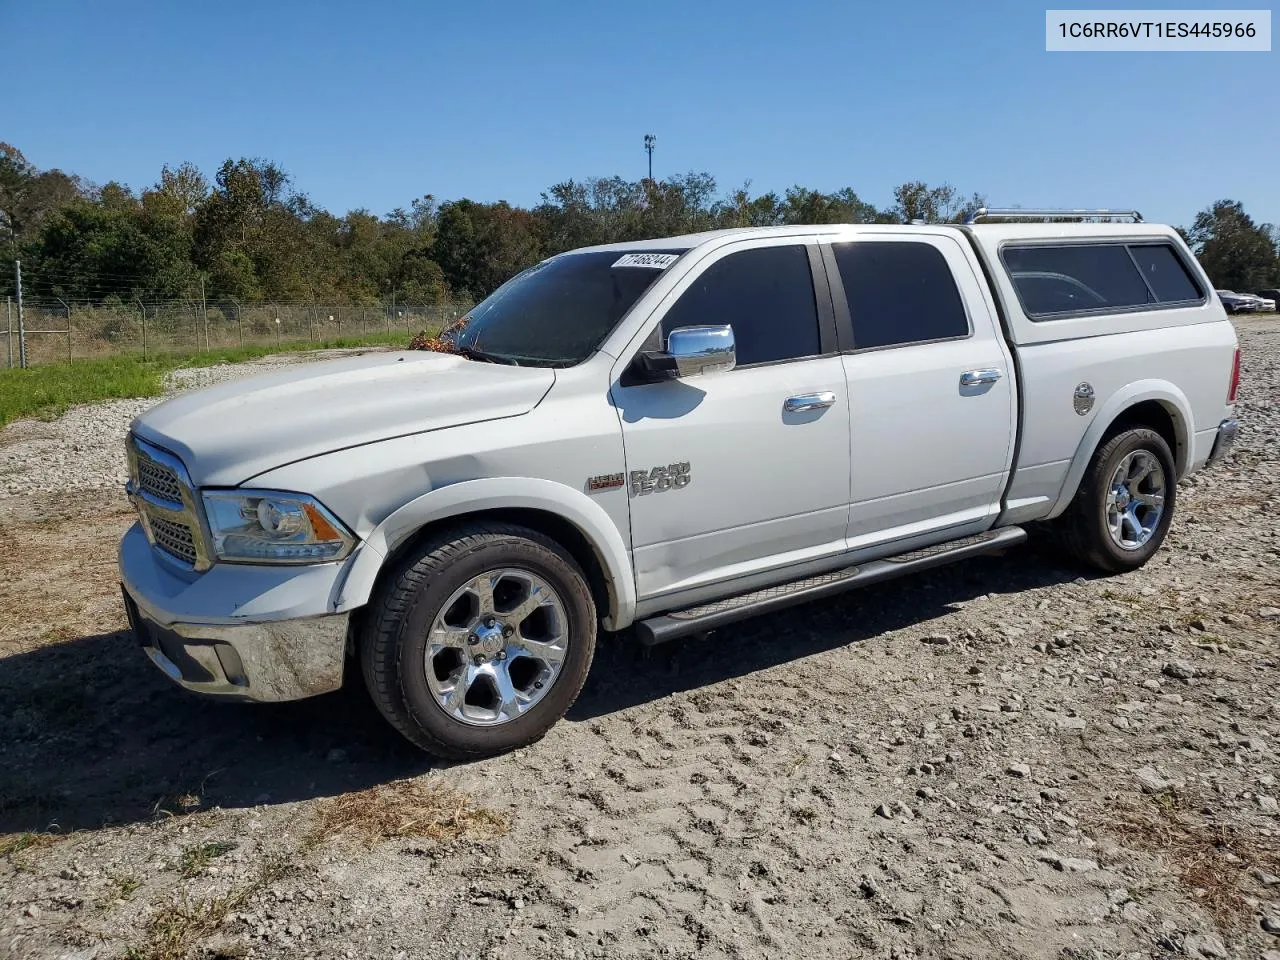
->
569, 541, 1092, 720
0, 637, 433, 836
0, 541, 1092, 835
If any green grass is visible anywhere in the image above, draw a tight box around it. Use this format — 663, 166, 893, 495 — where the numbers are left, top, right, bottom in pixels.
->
0, 333, 410, 427
178, 840, 237, 878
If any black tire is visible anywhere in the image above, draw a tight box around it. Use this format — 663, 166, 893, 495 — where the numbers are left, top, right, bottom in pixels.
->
1057, 427, 1177, 574
360, 521, 597, 759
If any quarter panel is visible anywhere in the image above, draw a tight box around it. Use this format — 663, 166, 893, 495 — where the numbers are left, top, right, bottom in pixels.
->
1011, 321, 1236, 519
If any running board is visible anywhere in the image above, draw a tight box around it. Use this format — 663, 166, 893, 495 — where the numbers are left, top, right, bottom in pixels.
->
634, 526, 1028, 646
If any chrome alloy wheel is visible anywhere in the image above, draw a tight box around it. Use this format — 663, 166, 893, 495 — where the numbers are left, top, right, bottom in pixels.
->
1105, 450, 1167, 551
424, 568, 569, 726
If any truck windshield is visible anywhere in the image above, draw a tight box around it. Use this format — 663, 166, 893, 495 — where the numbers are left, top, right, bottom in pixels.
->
444, 250, 682, 366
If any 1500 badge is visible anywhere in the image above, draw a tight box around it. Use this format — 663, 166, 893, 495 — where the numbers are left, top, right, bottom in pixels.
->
630, 461, 691, 496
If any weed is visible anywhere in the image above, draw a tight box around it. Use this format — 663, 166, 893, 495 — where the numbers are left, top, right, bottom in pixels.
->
178, 841, 237, 878
125, 779, 502, 959
0, 831, 63, 857
1106, 794, 1280, 927
97, 872, 142, 908
126, 852, 290, 960
309, 778, 508, 847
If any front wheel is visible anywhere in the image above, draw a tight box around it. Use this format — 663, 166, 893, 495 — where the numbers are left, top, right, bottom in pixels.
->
360, 522, 597, 759
1057, 427, 1177, 573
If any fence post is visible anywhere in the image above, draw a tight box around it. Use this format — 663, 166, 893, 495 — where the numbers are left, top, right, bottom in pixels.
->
200, 276, 209, 350
308, 302, 315, 342
5, 295, 11, 369
15, 259, 26, 369
137, 299, 147, 359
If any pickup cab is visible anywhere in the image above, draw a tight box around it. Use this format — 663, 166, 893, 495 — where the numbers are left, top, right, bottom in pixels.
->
119, 211, 1241, 758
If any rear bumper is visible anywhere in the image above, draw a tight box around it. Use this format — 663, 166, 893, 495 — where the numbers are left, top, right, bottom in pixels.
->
118, 523, 353, 702
1207, 418, 1239, 466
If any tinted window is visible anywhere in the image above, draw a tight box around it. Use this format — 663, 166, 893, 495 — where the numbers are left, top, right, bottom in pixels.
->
832, 241, 969, 349
661, 245, 820, 366
1003, 244, 1153, 318
450, 250, 680, 365
1129, 244, 1203, 303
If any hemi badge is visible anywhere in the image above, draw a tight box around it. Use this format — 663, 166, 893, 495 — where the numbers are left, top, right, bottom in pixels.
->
587, 473, 625, 492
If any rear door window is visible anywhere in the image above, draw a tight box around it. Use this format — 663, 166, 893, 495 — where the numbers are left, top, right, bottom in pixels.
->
830, 241, 970, 349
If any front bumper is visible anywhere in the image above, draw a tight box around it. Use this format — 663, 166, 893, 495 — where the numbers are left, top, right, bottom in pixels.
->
119, 523, 354, 702
1207, 418, 1239, 465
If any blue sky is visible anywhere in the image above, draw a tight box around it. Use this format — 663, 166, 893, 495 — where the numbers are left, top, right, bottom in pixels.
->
3, 0, 1276, 227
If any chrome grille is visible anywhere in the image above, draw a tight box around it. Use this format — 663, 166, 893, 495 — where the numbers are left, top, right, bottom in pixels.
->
150, 516, 199, 565
136, 455, 184, 504
128, 435, 209, 570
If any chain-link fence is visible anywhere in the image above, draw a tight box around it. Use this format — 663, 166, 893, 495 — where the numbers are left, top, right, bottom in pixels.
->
4, 290, 474, 369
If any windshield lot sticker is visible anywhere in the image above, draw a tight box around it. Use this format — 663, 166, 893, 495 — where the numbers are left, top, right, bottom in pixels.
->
630, 462, 691, 496
612, 253, 679, 269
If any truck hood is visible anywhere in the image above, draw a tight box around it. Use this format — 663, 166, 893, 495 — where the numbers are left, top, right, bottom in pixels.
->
131, 351, 556, 487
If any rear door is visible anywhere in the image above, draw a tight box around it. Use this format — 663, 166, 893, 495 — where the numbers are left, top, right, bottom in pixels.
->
821, 233, 1016, 548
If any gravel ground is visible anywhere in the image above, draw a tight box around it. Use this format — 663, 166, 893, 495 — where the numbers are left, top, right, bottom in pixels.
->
1, 322, 1278, 960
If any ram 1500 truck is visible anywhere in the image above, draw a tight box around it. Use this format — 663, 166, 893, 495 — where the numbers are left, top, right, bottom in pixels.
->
119, 209, 1241, 758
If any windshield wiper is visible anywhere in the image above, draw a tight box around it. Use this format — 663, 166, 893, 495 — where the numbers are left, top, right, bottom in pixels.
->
456, 346, 519, 366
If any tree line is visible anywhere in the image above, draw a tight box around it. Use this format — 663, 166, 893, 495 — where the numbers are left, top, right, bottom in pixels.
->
1, 142, 1277, 307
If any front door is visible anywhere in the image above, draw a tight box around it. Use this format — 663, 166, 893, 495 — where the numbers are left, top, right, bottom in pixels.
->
610, 240, 851, 603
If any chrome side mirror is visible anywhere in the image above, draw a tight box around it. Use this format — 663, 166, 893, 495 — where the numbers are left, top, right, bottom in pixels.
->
666, 325, 736, 378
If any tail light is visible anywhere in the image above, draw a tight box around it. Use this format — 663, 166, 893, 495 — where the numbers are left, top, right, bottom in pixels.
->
1227, 347, 1241, 404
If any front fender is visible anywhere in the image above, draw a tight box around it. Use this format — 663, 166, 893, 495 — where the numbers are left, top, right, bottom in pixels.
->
334, 477, 637, 631
1047, 379, 1193, 519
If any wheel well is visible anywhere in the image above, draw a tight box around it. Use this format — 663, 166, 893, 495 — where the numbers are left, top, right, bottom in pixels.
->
364, 507, 614, 631
1102, 400, 1182, 470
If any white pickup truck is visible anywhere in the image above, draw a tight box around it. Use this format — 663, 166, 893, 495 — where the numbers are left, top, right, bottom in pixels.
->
119, 210, 1240, 758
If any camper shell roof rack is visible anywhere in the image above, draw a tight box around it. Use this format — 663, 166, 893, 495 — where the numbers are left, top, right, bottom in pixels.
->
965, 207, 1144, 224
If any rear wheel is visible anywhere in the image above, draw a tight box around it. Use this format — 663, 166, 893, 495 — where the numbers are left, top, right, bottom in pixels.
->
1057, 427, 1177, 573
361, 522, 597, 759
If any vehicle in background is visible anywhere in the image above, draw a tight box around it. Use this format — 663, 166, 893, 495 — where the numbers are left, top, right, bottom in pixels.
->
1217, 289, 1259, 314
1247, 292, 1276, 312
1257, 289, 1280, 311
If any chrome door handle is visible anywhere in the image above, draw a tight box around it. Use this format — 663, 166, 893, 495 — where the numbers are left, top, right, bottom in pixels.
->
959, 368, 1002, 387
784, 391, 837, 413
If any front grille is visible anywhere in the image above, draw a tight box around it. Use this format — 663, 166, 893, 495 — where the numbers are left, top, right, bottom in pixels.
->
137, 455, 185, 504
129, 435, 206, 569
150, 515, 199, 566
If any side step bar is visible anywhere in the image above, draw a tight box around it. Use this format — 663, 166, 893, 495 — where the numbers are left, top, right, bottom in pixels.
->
634, 526, 1027, 646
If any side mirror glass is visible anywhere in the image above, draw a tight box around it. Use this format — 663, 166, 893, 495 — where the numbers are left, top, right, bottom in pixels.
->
665, 325, 736, 378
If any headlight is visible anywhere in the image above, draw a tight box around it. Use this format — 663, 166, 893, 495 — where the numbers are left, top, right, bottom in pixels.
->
201, 490, 356, 564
